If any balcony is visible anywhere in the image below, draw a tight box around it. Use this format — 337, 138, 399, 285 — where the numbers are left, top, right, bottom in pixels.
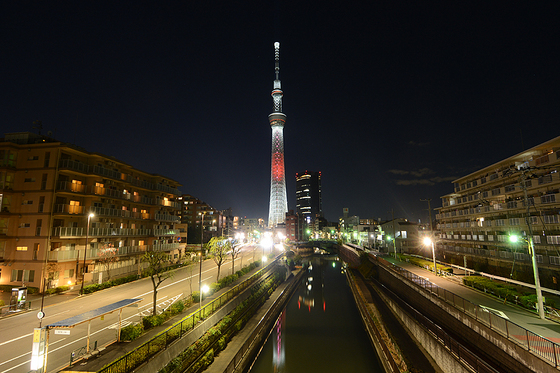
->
154, 229, 178, 236
155, 213, 180, 223
47, 242, 181, 262
54, 204, 84, 214
53, 226, 153, 237
56, 181, 85, 193
59, 159, 88, 173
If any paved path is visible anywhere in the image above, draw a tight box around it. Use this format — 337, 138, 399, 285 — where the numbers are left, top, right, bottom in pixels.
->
382, 256, 560, 344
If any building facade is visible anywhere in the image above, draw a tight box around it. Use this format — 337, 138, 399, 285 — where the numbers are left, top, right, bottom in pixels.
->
295, 170, 322, 224
178, 194, 225, 244
436, 135, 560, 286
0, 132, 182, 291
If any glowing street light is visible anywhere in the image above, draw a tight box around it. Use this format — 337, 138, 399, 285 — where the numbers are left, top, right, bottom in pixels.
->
422, 236, 437, 277
200, 284, 209, 318
510, 234, 545, 319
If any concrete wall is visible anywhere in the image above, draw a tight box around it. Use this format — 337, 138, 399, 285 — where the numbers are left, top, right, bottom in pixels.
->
374, 261, 554, 373
136, 276, 256, 373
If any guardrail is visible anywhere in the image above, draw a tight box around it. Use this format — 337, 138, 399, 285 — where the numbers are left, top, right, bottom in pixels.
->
376, 256, 560, 368
0, 301, 32, 316
98, 257, 281, 373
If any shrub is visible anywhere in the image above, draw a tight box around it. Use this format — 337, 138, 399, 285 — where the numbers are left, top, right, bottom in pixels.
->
169, 300, 185, 314
191, 291, 200, 303
142, 314, 165, 330
120, 323, 144, 341
0, 300, 5, 307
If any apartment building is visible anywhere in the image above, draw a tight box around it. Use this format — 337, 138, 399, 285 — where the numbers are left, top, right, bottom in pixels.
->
436, 135, 560, 287
0, 132, 182, 291
178, 194, 225, 244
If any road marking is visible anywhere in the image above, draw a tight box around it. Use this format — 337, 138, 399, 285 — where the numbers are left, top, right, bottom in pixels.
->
0, 333, 33, 347
479, 305, 509, 319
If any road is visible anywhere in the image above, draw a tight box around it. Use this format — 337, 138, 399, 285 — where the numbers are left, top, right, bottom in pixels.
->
383, 256, 560, 343
0, 245, 262, 373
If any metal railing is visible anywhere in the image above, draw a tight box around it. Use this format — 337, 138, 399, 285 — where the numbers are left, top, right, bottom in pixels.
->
98, 259, 279, 373
377, 256, 560, 368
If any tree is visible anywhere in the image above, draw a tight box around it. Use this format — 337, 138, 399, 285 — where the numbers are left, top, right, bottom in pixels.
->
207, 236, 229, 282
97, 243, 118, 281
142, 250, 172, 315
229, 239, 242, 275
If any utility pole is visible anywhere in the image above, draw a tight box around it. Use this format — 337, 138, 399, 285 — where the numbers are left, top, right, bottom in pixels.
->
521, 171, 545, 320
420, 198, 433, 233
392, 209, 397, 260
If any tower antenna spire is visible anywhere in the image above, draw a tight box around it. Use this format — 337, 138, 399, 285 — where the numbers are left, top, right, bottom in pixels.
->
268, 42, 288, 227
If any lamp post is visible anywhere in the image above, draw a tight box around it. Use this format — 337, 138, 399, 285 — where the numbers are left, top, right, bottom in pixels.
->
199, 212, 206, 300
423, 237, 438, 277
510, 234, 545, 319
80, 213, 95, 295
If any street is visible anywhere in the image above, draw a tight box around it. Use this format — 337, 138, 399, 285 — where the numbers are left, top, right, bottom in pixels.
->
0, 245, 259, 373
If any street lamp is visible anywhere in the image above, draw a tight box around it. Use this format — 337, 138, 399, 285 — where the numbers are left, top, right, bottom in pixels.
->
200, 284, 209, 315
422, 237, 438, 277
199, 212, 206, 301
510, 234, 545, 319
80, 213, 95, 295
387, 236, 396, 259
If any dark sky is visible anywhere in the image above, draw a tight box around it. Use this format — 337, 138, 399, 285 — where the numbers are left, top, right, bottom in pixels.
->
2, 2, 559, 223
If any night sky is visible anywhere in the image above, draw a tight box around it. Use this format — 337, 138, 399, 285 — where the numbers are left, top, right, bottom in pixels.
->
2, 2, 559, 224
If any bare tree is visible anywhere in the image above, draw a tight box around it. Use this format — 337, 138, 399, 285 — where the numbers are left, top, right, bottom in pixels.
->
97, 243, 118, 281
142, 250, 172, 315
207, 236, 228, 282
230, 239, 242, 275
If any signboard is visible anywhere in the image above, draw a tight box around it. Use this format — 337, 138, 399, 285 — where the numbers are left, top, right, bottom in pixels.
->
31, 328, 47, 371
54, 330, 71, 335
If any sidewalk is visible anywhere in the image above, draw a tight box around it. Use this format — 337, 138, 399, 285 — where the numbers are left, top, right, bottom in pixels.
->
58, 264, 268, 372
381, 256, 560, 343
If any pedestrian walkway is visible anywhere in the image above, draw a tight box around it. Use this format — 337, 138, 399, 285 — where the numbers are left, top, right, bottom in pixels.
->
57, 263, 275, 372
382, 256, 560, 344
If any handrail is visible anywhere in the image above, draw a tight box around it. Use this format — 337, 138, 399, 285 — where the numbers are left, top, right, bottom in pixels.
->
98, 256, 282, 373
376, 255, 560, 368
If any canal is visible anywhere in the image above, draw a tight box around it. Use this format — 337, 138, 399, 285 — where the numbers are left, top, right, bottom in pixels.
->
247, 255, 383, 372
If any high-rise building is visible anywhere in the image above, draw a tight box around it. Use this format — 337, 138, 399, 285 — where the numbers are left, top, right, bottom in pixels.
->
0, 132, 182, 291
268, 42, 288, 227
296, 171, 322, 223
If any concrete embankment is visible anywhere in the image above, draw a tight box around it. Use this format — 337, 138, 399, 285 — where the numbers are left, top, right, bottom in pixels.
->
208, 268, 304, 373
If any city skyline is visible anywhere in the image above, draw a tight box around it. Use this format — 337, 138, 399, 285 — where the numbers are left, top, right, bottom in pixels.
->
2, 2, 559, 223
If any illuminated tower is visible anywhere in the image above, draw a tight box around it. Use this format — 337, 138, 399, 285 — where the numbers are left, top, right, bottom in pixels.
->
268, 42, 288, 227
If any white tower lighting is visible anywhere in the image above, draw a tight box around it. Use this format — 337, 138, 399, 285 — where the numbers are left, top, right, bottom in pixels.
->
268, 42, 288, 227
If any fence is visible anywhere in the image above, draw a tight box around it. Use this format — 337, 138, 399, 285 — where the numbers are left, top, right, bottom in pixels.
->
377, 256, 560, 368
98, 257, 280, 373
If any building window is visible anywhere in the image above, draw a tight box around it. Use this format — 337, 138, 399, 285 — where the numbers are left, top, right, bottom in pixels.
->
11, 269, 34, 282
541, 194, 556, 204
17, 246, 28, 251
538, 174, 553, 185
64, 269, 75, 279
24, 178, 36, 183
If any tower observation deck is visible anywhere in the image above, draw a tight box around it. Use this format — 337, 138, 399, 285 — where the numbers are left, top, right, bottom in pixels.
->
268, 42, 288, 227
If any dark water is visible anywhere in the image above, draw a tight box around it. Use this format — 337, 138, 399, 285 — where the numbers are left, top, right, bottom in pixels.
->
248, 256, 383, 373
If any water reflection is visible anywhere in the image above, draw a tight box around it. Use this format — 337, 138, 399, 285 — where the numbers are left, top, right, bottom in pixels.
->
249, 256, 382, 373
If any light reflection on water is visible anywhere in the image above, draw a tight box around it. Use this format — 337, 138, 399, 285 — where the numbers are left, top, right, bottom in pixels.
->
248, 256, 383, 373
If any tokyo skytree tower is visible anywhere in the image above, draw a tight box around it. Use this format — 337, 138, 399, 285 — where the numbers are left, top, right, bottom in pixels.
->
268, 42, 288, 227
